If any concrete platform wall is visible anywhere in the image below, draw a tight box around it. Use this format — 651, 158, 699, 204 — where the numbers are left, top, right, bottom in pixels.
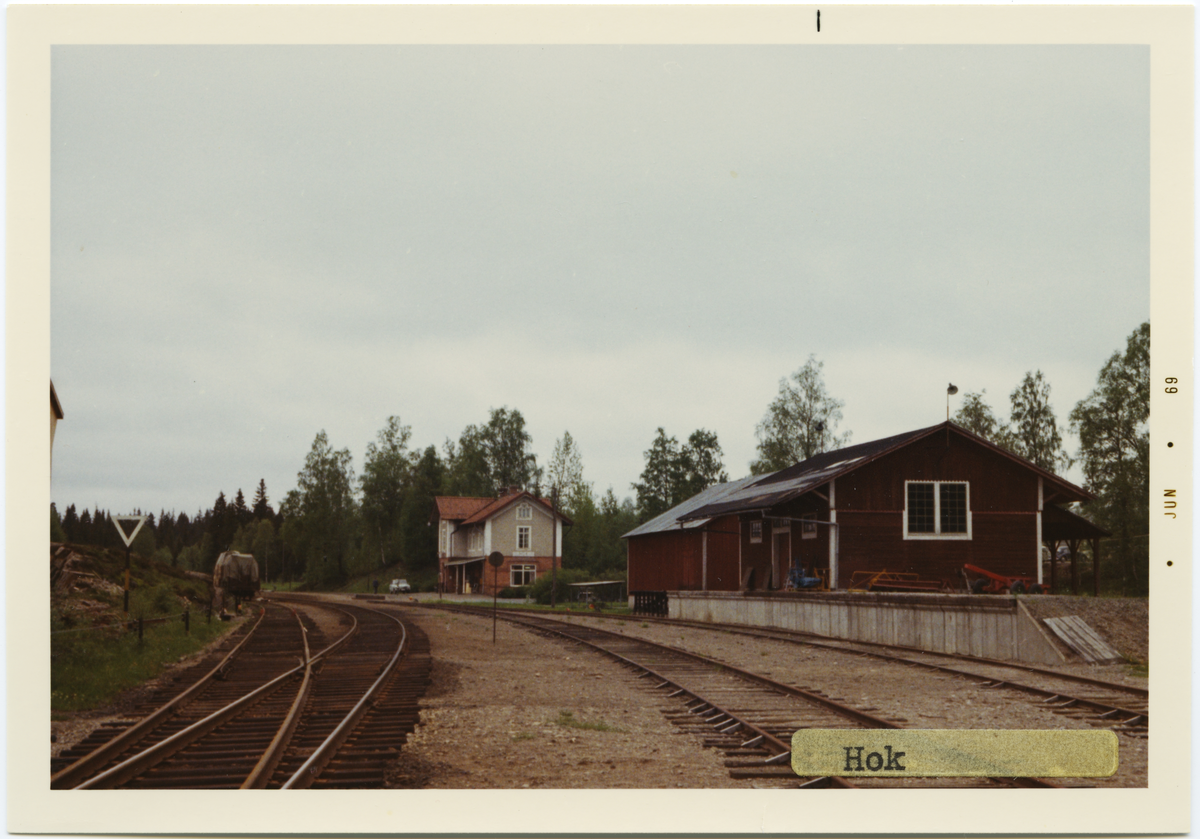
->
668, 591, 1065, 665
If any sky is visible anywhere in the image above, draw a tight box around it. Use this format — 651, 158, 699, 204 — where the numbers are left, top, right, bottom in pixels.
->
50, 44, 1150, 517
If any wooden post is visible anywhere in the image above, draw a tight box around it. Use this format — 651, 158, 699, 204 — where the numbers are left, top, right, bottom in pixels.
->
1048, 539, 1057, 594
1070, 540, 1080, 595
1092, 537, 1101, 597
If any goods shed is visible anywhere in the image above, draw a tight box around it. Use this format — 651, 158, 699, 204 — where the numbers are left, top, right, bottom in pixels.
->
624, 476, 758, 592
638, 421, 1105, 593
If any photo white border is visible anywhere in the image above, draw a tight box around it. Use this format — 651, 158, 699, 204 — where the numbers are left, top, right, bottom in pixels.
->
9, 4, 1193, 835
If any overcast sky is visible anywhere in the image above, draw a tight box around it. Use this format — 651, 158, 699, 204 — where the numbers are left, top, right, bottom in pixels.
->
50, 45, 1149, 517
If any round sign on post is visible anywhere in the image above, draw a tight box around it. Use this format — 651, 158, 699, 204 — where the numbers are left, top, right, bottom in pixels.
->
488, 552, 504, 644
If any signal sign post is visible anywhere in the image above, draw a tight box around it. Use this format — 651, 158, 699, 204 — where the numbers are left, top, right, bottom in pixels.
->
112, 515, 148, 614
487, 551, 504, 644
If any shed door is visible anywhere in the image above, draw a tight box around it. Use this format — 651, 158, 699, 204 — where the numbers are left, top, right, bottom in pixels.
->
772, 531, 790, 590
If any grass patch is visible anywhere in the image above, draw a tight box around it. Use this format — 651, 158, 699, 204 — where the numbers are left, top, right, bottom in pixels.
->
511, 732, 536, 741
1126, 661, 1148, 678
51, 613, 240, 713
553, 710, 621, 733
486, 601, 632, 616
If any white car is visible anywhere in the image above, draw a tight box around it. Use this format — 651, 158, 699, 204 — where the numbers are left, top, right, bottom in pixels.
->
389, 579, 411, 594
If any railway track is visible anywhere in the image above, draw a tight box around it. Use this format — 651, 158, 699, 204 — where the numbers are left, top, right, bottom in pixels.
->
602, 612, 1149, 738
51, 599, 430, 790
451, 605, 1147, 738
424, 604, 1065, 789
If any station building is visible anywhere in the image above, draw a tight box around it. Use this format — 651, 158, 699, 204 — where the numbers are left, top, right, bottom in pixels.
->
434, 488, 572, 596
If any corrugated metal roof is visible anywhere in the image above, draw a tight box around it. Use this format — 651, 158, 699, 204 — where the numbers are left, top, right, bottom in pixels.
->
683, 421, 1092, 521
623, 475, 760, 539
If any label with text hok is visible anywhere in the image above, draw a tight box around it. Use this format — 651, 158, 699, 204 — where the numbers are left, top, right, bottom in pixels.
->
790, 730, 1118, 777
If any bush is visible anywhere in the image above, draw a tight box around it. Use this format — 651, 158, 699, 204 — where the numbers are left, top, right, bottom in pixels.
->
498, 586, 529, 599
529, 568, 590, 605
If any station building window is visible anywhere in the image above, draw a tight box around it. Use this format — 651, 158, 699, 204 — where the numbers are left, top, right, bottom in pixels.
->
511, 564, 537, 586
517, 525, 531, 551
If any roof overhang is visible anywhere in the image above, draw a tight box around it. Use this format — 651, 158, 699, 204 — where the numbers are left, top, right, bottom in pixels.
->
443, 556, 486, 567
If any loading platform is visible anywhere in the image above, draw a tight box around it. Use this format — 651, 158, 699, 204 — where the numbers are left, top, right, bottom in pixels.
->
666, 590, 1067, 665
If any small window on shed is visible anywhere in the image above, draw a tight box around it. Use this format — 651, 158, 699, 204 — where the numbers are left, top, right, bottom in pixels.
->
749, 521, 763, 543
801, 520, 817, 540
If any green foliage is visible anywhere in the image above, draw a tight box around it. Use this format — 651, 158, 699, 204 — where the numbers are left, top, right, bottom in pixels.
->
287, 430, 358, 587
445, 407, 541, 495
51, 504, 67, 542
751, 355, 851, 474
953, 390, 1016, 450
252, 478, 274, 520
631, 428, 728, 523
1070, 322, 1150, 595
130, 523, 156, 559
1008, 370, 1070, 472
177, 543, 203, 572
399, 445, 444, 574
498, 585, 530, 599
360, 416, 416, 567
529, 567, 590, 605
51, 612, 237, 713
547, 431, 588, 514
128, 582, 180, 619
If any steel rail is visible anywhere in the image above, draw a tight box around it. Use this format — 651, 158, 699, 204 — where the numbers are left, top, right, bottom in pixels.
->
609, 613, 1149, 729
428, 604, 1067, 789
70, 605, 361, 790
600, 609, 1147, 698
281, 608, 409, 789
444, 607, 902, 731
241, 606, 316, 789
50, 605, 270, 790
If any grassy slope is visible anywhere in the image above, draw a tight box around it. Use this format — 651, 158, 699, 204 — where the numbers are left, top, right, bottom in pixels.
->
51, 543, 243, 713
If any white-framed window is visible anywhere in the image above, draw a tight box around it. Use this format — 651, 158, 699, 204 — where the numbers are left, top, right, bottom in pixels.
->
511, 564, 537, 586
517, 503, 532, 520
517, 525, 531, 551
904, 481, 971, 539
749, 521, 763, 543
801, 520, 817, 540
469, 526, 483, 552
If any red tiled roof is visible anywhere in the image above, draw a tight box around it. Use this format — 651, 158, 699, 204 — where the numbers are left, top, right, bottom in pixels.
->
461, 491, 569, 525
434, 496, 494, 521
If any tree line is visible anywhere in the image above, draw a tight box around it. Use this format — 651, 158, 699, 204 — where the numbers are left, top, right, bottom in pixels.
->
52, 322, 1149, 595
